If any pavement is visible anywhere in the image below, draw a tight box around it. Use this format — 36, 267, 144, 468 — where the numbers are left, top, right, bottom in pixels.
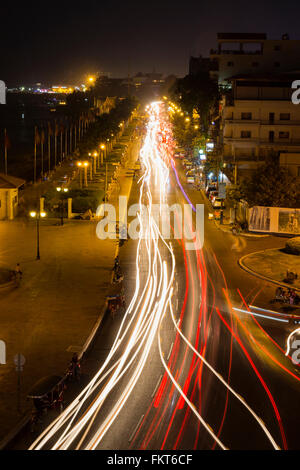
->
239, 248, 300, 291
0, 124, 140, 444
6, 123, 300, 450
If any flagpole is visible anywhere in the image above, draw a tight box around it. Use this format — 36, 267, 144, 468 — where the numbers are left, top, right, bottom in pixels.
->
48, 123, 51, 173
34, 126, 37, 184
41, 130, 44, 179
4, 128, 7, 175
60, 127, 63, 163
54, 121, 57, 167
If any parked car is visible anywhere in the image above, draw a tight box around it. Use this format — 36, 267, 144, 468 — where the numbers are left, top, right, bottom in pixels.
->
209, 190, 218, 202
212, 197, 225, 209
205, 184, 217, 196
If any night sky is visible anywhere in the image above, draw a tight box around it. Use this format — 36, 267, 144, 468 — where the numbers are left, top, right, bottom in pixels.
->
2, 0, 300, 86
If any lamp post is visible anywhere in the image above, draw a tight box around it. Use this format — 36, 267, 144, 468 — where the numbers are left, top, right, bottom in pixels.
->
88, 153, 93, 180
100, 144, 106, 165
93, 151, 98, 171
56, 187, 68, 225
77, 161, 83, 188
30, 210, 46, 260
77, 161, 89, 188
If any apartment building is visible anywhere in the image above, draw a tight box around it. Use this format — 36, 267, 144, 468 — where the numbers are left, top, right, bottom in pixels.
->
190, 33, 300, 86
221, 74, 300, 178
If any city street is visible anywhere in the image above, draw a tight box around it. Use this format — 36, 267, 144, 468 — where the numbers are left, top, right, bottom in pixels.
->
14, 102, 300, 451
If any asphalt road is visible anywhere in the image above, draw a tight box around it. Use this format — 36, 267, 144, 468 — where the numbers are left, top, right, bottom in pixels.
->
11, 106, 300, 451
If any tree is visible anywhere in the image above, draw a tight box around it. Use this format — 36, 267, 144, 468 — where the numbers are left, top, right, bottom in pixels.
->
240, 162, 299, 208
170, 72, 219, 135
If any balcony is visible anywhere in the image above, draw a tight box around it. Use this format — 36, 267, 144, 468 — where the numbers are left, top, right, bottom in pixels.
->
210, 49, 262, 55
224, 137, 300, 145
224, 119, 300, 126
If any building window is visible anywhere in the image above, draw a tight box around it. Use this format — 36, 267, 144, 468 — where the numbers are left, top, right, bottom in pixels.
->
280, 113, 290, 120
241, 131, 251, 138
279, 131, 290, 139
227, 61, 234, 67
274, 62, 280, 67
241, 112, 252, 120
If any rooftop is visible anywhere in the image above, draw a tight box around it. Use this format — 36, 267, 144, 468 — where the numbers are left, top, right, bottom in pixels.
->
0, 173, 25, 189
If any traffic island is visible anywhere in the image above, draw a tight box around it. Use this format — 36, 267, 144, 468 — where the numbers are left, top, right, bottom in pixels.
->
239, 248, 300, 291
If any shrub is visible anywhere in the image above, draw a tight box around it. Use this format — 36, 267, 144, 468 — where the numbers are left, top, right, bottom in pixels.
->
285, 237, 300, 255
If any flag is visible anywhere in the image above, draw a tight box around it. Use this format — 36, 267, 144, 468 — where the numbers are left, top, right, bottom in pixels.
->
35, 128, 40, 145
4, 130, 10, 150
48, 122, 53, 136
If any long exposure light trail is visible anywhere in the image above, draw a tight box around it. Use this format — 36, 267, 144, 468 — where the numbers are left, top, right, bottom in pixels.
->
29, 102, 176, 450
29, 101, 286, 451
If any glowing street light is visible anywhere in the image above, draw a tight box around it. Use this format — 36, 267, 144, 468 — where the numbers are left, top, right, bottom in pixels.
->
77, 160, 89, 187
100, 144, 106, 165
30, 210, 46, 260
56, 187, 69, 225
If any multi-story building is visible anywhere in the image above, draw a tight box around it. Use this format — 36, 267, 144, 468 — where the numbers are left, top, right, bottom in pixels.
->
191, 33, 300, 86
221, 74, 300, 179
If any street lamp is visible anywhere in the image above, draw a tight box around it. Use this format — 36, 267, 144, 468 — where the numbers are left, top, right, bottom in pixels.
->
30, 210, 46, 260
100, 144, 106, 165
56, 187, 68, 225
77, 160, 89, 187
93, 151, 98, 172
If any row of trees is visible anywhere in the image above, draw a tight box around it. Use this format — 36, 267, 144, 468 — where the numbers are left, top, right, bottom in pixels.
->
227, 161, 300, 209
169, 72, 299, 209
169, 72, 219, 135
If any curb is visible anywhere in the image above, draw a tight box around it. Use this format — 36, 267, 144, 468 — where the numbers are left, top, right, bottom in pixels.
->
213, 220, 269, 238
239, 252, 300, 292
0, 127, 141, 450
0, 299, 109, 450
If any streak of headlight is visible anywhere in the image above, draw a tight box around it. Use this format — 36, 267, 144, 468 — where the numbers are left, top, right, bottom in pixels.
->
233, 307, 289, 323
167, 299, 280, 449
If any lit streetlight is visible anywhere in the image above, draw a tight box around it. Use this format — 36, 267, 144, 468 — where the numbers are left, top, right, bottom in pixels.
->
100, 144, 106, 165
77, 160, 89, 187
56, 187, 69, 225
30, 210, 46, 260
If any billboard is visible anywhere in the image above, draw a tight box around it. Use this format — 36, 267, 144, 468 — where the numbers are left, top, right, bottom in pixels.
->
249, 206, 300, 234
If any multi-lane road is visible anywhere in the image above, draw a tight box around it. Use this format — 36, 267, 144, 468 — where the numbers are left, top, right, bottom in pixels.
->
13, 101, 300, 451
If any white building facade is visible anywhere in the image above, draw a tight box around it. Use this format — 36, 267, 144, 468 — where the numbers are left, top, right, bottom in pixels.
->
210, 33, 300, 85
221, 75, 300, 178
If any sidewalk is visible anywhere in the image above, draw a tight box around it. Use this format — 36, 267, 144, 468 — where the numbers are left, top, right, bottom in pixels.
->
239, 248, 300, 291
0, 125, 141, 443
